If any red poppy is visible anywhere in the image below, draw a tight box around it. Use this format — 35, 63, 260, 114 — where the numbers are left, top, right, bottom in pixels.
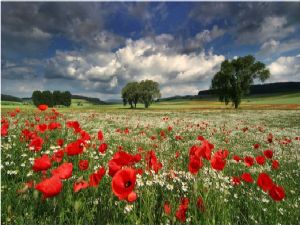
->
98, 143, 108, 154
32, 155, 52, 172
108, 151, 140, 176
263, 149, 273, 159
98, 130, 104, 141
164, 201, 171, 215
127, 191, 137, 203
241, 173, 254, 183
51, 162, 73, 180
196, 197, 205, 213
29, 136, 44, 151
188, 156, 203, 175
175, 151, 180, 158
233, 155, 241, 162
244, 156, 255, 167
269, 185, 285, 201
257, 173, 273, 192
66, 121, 81, 133
89, 167, 106, 187
56, 138, 64, 147
210, 150, 227, 171
65, 139, 84, 156
36, 124, 48, 133
175, 197, 189, 223
272, 160, 279, 170
111, 168, 136, 201
73, 180, 89, 193
267, 133, 273, 143
38, 104, 48, 111
78, 160, 89, 171
253, 143, 260, 149
255, 155, 266, 165
167, 126, 173, 132
35, 175, 62, 198
1, 122, 9, 137
51, 150, 64, 163
232, 176, 241, 185
145, 150, 163, 173
48, 122, 61, 130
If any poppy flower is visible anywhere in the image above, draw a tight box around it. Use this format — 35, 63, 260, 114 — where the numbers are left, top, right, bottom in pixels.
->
197, 197, 205, 213
38, 104, 48, 111
253, 143, 260, 149
127, 191, 137, 203
35, 176, 62, 199
272, 160, 279, 170
244, 156, 255, 167
98, 130, 104, 141
73, 180, 89, 193
188, 156, 203, 175
241, 173, 253, 183
89, 167, 106, 187
267, 133, 273, 143
175, 198, 189, 222
51, 162, 73, 180
78, 160, 89, 171
232, 176, 241, 185
257, 173, 273, 192
56, 138, 64, 147
65, 139, 84, 156
269, 185, 285, 201
164, 201, 171, 215
210, 150, 227, 171
98, 143, 108, 153
66, 121, 81, 133
1, 123, 9, 137
36, 124, 48, 133
29, 136, 44, 151
256, 155, 266, 165
233, 155, 241, 162
112, 168, 136, 201
145, 150, 163, 173
32, 155, 52, 172
51, 150, 64, 163
263, 149, 273, 159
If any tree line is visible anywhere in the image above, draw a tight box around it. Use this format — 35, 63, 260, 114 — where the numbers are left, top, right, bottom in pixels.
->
122, 80, 161, 108
32, 90, 71, 107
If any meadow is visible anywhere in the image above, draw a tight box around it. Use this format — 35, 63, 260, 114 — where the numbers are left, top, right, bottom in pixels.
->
1, 94, 300, 225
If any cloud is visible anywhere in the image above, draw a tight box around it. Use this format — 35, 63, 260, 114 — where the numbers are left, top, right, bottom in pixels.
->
258, 39, 300, 57
44, 35, 225, 97
237, 16, 295, 44
268, 55, 300, 82
185, 25, 225, 52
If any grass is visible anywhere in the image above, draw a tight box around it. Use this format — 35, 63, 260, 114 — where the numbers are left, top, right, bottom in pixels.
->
1, 99, 300, 224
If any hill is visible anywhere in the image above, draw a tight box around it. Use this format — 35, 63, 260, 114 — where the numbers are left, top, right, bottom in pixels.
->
71, 95, 108, 105
1, 94, 23, 102
197, 81, 300, 96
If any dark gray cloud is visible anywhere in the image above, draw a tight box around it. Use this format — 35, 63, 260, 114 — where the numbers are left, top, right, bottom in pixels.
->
189, 2, 300, 44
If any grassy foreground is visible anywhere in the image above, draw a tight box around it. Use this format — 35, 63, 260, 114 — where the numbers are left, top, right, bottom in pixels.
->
1, 104, 300, 224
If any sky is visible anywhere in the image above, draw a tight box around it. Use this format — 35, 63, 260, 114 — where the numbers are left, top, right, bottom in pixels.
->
1, 2, 300, 100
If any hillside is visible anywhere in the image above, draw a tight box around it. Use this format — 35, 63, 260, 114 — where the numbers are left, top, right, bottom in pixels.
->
197, 81, 300, 96
1, 94, 23, 102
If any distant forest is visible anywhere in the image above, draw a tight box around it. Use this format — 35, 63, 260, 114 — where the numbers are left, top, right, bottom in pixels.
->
198, 82, 300, 96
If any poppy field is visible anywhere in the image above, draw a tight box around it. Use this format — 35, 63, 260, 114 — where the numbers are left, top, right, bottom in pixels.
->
1, 106, 300, 225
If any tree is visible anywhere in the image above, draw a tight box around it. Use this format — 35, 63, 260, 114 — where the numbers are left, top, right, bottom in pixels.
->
122, 82, 140, 108
139, 80, 161, 108
32, 90, 42, 106
211, 55, 270, 108
42, 91, 53, 107
121, 80, 161, 109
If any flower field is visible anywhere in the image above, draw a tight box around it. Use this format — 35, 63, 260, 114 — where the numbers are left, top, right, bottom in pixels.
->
1, 106, 300, 225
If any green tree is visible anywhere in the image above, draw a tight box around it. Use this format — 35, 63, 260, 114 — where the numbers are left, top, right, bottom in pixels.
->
63, 91, 72, 107
139, 80, 161, 108
53, 91, 61, 106
42, 91, 53, 107
211, 55, 270, 109
122, 82, 140, 108
32, 90, 42, 106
